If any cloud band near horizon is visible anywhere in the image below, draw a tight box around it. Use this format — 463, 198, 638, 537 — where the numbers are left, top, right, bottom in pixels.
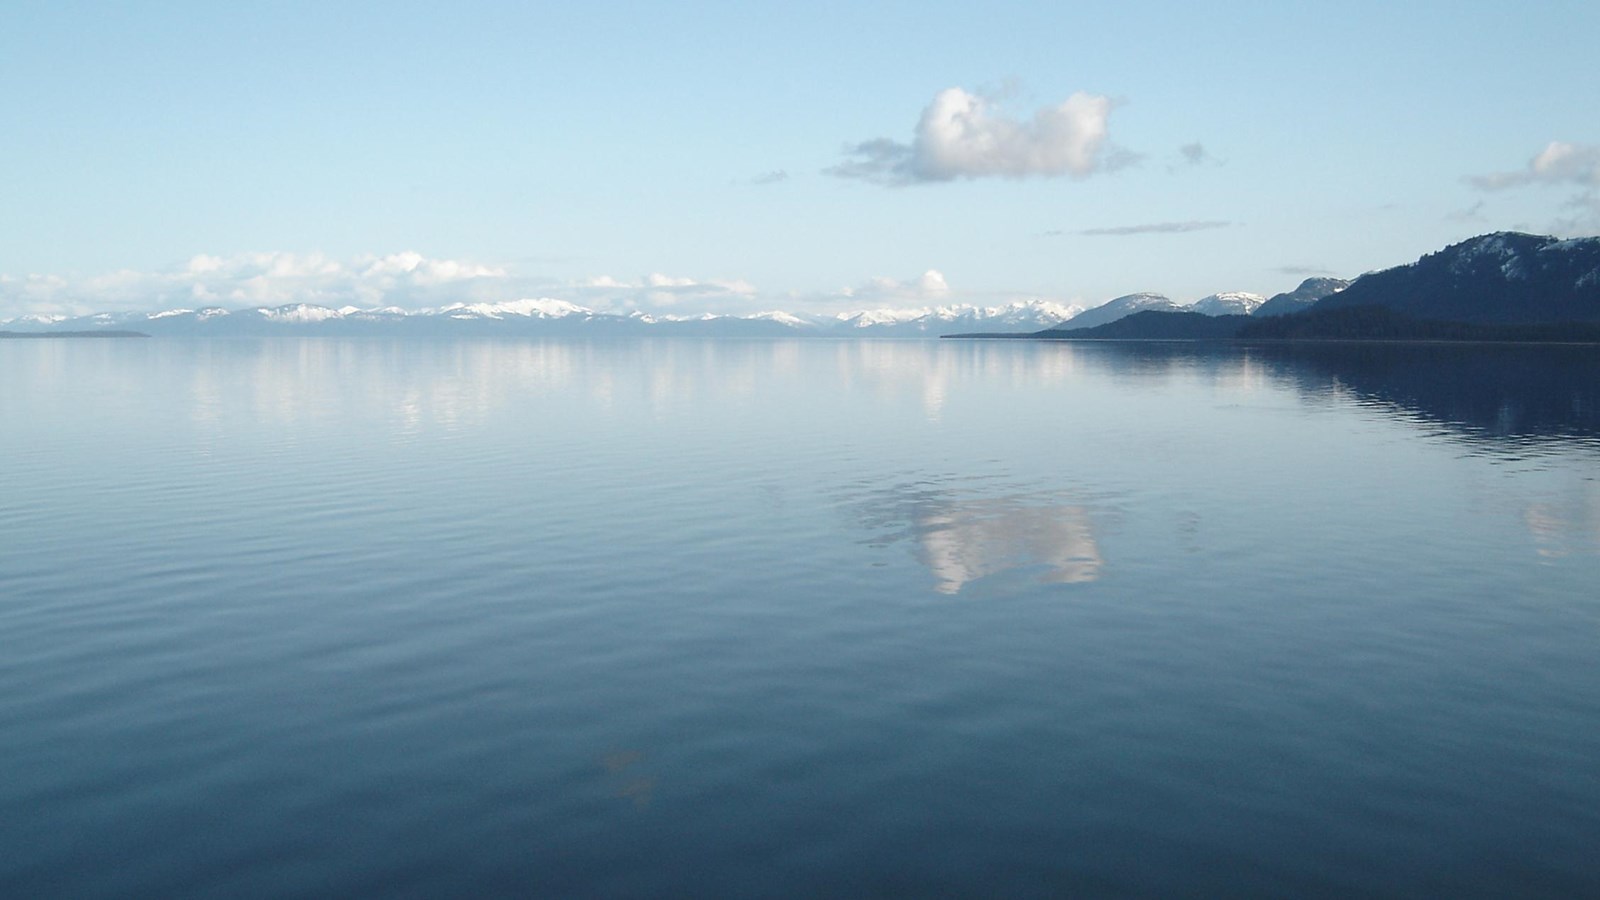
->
0, 252, 991, 321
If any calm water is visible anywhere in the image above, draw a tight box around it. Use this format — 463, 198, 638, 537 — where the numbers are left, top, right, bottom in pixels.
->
3, 338, 1598, 897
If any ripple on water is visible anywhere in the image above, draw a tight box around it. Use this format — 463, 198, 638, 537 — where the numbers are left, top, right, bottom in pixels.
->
2, 338, 1599, 896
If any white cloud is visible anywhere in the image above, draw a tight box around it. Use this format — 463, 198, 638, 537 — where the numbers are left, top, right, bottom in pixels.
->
582, 274, 758, 311
186, 254, 226, 274
1466, 142, 1600, 236
359, 251, 505, 284
839, 269, 952, 302
0, 248, 787, 320
1469, 141, 1600, 190
828, 87, 1122, 185
0, 251, 520, 320
0, 254, 1057, 322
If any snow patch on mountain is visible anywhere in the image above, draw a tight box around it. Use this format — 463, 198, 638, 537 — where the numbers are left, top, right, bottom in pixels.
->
1053, 293, 1178, 330
254, 303, 346, 323
2, 297, 1103, 338
748, 311, 811, 327
837, 307, 935, 327
838, 301, 1083, 331
1190, 292, 1266, 316
436, 298, 590, 319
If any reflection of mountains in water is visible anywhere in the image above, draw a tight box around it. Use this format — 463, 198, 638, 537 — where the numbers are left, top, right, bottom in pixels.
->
1254, 343, 1600, 447
1071, 342, 1600, 449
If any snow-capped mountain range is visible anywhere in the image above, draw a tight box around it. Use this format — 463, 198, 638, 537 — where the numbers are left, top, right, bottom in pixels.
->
2, 298, 1094, 338
1044, 290, 1275, 333
0, 287, 1319, 339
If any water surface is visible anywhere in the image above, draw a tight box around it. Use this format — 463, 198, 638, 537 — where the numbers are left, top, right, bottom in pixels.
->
3, 338, 1598, 896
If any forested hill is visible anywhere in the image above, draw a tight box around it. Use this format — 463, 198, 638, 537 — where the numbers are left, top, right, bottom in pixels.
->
1312, 232, 1600, 325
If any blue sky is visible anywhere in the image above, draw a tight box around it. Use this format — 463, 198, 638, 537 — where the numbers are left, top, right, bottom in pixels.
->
3, 0, 1598, 319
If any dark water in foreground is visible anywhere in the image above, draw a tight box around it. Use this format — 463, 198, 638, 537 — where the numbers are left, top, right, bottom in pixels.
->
3, 338, 1598, 897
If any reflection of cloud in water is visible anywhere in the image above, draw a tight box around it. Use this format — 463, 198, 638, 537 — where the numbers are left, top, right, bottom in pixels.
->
1524, 481, 1600, 559
601, 749, 656, 809
852, 481, 1105, 595
918, 497, 1102, 594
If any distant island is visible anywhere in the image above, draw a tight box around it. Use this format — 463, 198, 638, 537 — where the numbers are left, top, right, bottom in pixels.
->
950, 232, 1600, 344
0, 330, 148, 339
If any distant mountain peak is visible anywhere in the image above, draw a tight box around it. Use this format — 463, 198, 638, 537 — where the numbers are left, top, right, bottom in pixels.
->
252, 303, 346, 323
1254, 277, 1351, 317
1191, 292, 1266, 316
1050, 292, 1178, 331
435, 298, 591, 319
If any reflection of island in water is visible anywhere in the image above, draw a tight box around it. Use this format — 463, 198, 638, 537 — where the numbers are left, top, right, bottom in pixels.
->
853, 485, 1104, 594
1076, 341, 1600, 450
1254, 343, 1600, 447
1288, 344, 1600, 554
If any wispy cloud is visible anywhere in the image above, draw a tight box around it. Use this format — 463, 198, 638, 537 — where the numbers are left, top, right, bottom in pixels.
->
1446, 200, 1487, 223
1554, 191, 1600, 235
827, 87, 1124, 186
1467, 141, 1600, 236
1274, 264, 1336, 276
748, 169, 790, 186
1175, 142, 1221, 168
1078, 220, 1232, 236
576, 273, 757, 312
1468, 141, 1600, 191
